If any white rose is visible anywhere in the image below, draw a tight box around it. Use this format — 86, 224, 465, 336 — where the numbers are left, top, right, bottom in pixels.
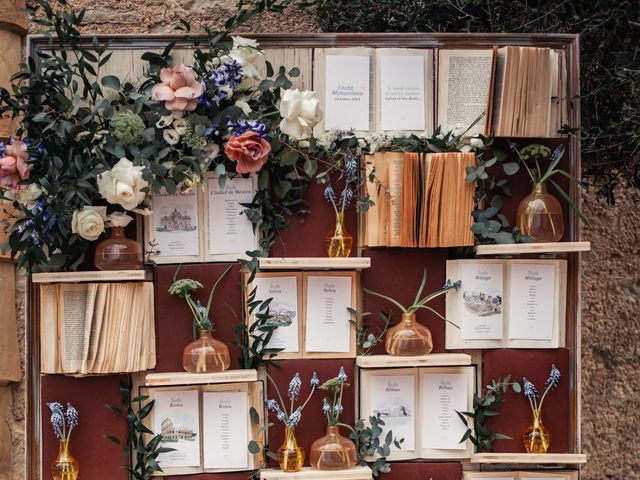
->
96, 158, 148, 210
469, 137, 484, 149
16, 183, 43, 208
163, 129, 180, 145
234, 99, 252, 115
107, 212, 133, 228
72, 206, 107, 241
172, 118, 189, 136
229, 36, 263, 79
278, 89, 323, 140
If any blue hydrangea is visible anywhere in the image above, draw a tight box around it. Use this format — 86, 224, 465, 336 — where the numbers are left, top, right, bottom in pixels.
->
201, 60, 243, 107
546, 364, 561, 390
310, 372, 320, 389
288, 373, 302, 401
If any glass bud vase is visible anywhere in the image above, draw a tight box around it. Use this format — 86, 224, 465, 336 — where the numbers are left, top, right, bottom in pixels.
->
523, 416, 551, 453
182, 329, 230, 373
325, 212, 353, 258
310, 425, 357, 470
385, 313, 433, 356
516, 182, 564, 242
94, 226, 143, 270
51, 440, 79, 480
277, 426, 305, 473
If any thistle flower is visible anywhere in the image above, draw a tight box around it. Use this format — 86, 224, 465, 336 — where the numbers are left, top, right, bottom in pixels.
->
310, 372, 320, 388
288, 373, 302, 401
337, 367, 348, 383
523, 377, 538, 399
545, 364, 561, 390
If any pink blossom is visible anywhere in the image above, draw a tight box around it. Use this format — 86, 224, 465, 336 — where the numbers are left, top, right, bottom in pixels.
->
0, 139, 29, 192
151, 64, 204, 112
224, 132, 271, 174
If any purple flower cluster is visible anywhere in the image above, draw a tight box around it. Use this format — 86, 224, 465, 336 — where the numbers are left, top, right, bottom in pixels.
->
200, 60, 243, 107
18, 198, 57, 247
229, 119, 267, 138
443, 279, 462, 291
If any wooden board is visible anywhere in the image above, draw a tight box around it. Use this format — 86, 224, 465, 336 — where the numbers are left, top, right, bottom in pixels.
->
356, 353, 471, 368
0, 263, 19, 382
469, 453, 587, 464
260, 466, 373, 479
259, 257, 371, 270
144, 369, 258, 386
475, 241, 590, 256
32, 269, 152, 283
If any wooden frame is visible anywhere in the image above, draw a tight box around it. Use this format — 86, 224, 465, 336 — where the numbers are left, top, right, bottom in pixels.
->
464, 472, 579, 480
445, 259, 567, 350
24, 32, 583, 480
359, 366, 475, 460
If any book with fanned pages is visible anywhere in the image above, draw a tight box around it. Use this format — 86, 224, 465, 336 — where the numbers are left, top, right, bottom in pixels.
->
362, 151, 476, 248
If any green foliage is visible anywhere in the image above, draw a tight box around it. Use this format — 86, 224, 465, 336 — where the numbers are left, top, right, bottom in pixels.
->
105, 380, 175, 479
302, 0, 640, 204
345, 414, 404, 477
456, 375, 521, 453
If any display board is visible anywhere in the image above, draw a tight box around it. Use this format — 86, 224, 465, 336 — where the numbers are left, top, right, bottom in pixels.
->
26, 33, 583, 480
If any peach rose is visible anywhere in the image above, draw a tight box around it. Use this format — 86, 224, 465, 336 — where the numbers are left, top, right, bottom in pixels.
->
151, 64, 204, 112
224, 131, 271, 174
0, 139, 29, 192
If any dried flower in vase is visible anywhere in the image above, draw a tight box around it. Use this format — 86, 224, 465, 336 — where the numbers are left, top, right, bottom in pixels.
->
521, 364, 561, 453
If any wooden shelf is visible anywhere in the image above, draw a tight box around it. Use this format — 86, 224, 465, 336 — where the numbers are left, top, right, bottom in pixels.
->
356, 353, 472, 368
32, 269, 152, 283
475, 242, 590, 256
258, 257, 371, 270
144, 369, 258, 386
470, 453, 587, 464
260, 466, 372, 479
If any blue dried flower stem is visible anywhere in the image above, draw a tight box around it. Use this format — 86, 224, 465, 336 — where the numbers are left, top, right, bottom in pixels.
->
265, 372, 318, 428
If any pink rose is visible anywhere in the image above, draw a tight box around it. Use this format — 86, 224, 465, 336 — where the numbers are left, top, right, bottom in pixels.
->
224, 132, 271, 174
0, 139, 29, 192
151, 64, 204, 112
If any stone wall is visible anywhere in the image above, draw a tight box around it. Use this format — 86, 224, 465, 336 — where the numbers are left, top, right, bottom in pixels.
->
4, 1, 632, 479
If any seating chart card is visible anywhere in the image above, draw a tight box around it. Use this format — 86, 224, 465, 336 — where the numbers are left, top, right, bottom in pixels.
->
324, 54, 371, 131
420, 372, 468, 450
507, 263, 556, 340
202, 390, 249, 469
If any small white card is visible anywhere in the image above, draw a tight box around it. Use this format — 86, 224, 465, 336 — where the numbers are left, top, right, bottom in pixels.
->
420, 372, 468, 450
369, 375, 416, 451
459, 262, 504, 340
153, 390, 201, 469
507, 263, 556, 340
207, 176, 255, 257
304, 275, 352, 353
202, 390, 249, 469
151, 189, 200, 258
379, 55, 426, 131
252, 276, 300, 353
324, 55, 371, 131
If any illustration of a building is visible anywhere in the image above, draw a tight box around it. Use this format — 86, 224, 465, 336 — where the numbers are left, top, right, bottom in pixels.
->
159, 208, 193, 231
160, 418, 197, 442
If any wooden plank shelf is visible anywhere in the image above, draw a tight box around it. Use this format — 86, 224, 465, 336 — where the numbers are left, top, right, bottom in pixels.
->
144, 369, 258, 386
475, 241, 590, 256
260, 466, 372, 479
356, 353, 472, 368
32, 269, 152, 283
258, 257, 371, 270
470, 453, 587, 464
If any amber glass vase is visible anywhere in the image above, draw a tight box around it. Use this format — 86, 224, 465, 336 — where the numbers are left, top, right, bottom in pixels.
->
325, 212, 353, 258
51, 440, 79, 480
277, 426, 304, 473
94, 226, 143, 270
310, 425, 357, 470
516, 182, 564, 242
385, 313, 433, 356
523, 415, 551, 453
182, 328, 230, 373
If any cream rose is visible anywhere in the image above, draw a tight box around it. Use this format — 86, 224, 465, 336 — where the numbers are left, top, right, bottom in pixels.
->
72, 206, 107, 241
278, 89, 323, 140
96, 158, 148, 210
229, 36, 263, 79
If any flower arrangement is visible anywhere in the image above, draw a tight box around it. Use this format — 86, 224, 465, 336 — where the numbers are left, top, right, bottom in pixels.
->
265, 372, 320, 428
48, 402, 79, 479
319, 367, 349, 427
522, 364, 561, 453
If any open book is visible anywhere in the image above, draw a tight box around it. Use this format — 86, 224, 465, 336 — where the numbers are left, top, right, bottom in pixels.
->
143, 382, 264, 475
40, 282, 155, 375
314, 47, 434, 134
145, 173, 258, 263
360, 366, 474, 460
445, 259, 567, 349
362, 151, 476, 248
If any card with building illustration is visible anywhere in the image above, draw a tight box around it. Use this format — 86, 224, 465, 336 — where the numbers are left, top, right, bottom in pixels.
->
446, 259, 566, 349
145, 174, 258, 263
145, 381, 264, 476
244, 271, 358, 359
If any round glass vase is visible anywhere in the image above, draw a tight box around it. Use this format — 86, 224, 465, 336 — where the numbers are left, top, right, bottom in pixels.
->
385, 312, 433, 356
94, 226, 143, 270
182, 328, 230, 373
277, 426, 305, 473
310, 425, 357, 470
51, 439, 79, 480
522, 416, 551, 453
516, 182, 564, 242
325, 212, 353, 258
